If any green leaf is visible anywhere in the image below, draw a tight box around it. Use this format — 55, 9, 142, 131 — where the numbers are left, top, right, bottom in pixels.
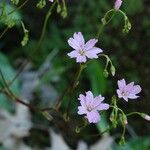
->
114, 136, 150, 150
11, 0, 20, 5
86, 60, 106, 95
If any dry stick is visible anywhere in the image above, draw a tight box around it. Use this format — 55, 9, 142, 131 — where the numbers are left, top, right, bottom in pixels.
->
2, 1, 57, 89
0, 69, 67, 131
3, 89, 37, 111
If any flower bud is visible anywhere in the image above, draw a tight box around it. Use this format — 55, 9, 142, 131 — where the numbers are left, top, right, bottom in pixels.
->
103, 69, 109, 78
141, 113, 150, 121
110, 65, 116, 76
114, 0, 122, 10
123, 115, 128, 125
110, 111, 118, 128
119, 136, 125, 146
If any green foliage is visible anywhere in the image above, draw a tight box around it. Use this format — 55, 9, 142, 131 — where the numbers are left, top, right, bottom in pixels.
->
123, 0, 144, 15
0, 3, 21, 27
114, 137, 150, 150
11, 0, 20, 5
36, 0, 46, 9
86, 60, 106, 95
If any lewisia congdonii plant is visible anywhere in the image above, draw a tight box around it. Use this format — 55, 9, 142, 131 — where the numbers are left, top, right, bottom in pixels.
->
0, 0, 149, 148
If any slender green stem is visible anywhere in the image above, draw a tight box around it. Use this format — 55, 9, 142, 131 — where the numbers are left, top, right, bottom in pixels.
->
126, 112, 142, 117
75, 120, 88, 133
96, 23, 104, 39
54, 85, 70, 110
71, 64, 84, 92
110, 105, 125, 116
33, 1, 57, 53
21, 21, 27, 32
55, 64, 85, 111
96, 9, 116, 39
65, 64, 84, 119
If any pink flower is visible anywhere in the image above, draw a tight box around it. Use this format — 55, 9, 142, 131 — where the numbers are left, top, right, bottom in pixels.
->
117, 79, 142, 102
67, 32, 103, 63
114, 0, 122, 10
77, 91, 109, 123
49, 0, 53, 2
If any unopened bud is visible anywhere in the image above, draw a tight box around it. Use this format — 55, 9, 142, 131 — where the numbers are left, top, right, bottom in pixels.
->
119, 136, 125, 146
114, 0, 122, 10
123, 114, 128, 125
103, 69, 109, 78
110, 111, 118, 128
110, 65, 116, 76
141, 113, 150, 121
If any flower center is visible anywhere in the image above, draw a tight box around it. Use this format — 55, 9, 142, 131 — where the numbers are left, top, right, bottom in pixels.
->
87, 106, 93, 112
121, 91, 129, 96
79, 50, 85, 56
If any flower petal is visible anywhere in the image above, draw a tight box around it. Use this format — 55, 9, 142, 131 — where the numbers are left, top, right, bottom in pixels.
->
84, 39, 98, 51
67, 50, 79, 58
92, 95, 105, 109
78, 94, 86, 108
126, 82, 134, 91
128, 94, 139, 99
86, 111, 100, 123
117, 89, 123, 98
85, 91, 94, 106
73, 32, 85, 47
78, 106, 87, 115
122, 96, 128, 102
118, 79, 126, 91
131, 85, 142, 94
96, 103, 109, 111
86, 91, 94, 99
85, 47, 102, 59
68, 37, 81, 50
76, 55, 87, 63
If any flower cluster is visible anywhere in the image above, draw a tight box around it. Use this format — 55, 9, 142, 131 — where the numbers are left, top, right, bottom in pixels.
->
77, 79, 141, 124
67, 32, 142, 124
